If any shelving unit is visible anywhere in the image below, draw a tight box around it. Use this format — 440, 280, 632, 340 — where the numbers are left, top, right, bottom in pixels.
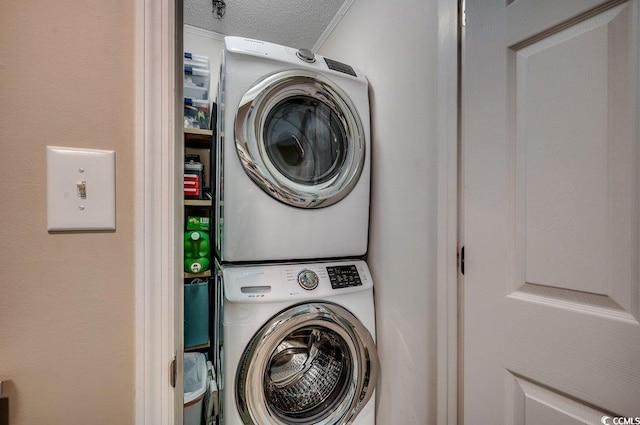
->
184, 341, 211, 352
184, 128, 213, 149
184, 269, 212, 279
184, 127, 214, 354
183, 50, 219, 425
184, 199, 212, 207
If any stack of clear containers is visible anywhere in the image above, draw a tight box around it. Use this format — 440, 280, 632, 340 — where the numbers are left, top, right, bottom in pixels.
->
184, 52, 211, 129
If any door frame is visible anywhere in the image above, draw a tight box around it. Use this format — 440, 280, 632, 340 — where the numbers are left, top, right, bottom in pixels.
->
134, 0, 460, 423
134, 0, 184, 423
436, 0, 460, 423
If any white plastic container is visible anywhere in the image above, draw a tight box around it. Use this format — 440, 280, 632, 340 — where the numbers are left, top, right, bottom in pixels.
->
184, 84, 208, 100
184, 66, 210, 91
184, 352, 207, 425
184, 52, 210, 70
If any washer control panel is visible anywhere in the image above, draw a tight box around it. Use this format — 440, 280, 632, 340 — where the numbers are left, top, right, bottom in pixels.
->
223, 260, 372, 303
326, 265, 362, 289
297, 269, 319, 290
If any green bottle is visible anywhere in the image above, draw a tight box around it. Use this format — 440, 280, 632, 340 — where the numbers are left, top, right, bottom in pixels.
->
184, 230, 210, 273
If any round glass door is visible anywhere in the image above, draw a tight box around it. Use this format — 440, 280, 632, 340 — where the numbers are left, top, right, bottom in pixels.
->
264, 96, 348, 186
235, 70, 365, 208
236, 302, 378, 425
264, 326, 352, 422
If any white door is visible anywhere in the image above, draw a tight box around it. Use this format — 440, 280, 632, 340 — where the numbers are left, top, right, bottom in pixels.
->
462, 0, 640, 422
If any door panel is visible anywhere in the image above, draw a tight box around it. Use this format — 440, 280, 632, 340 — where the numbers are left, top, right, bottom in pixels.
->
505, 0, 629, 46
508, 375, 608, 424
514, 2, 638, 314
463, 0, 640, 421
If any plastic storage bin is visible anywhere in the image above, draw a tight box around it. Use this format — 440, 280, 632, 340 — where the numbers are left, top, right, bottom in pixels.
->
184, 53, 210, 101
184, 52, 210, 70
184, 155, 205, 200
184, 280, 209, 347
184, 84, 208, 101
184, 98, 210, 129
184, 66, 210, 92
184, 352, 207, 425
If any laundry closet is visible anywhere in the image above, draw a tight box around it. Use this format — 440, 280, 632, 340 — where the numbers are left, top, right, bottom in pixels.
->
179, 2, 439, 424
181, 28, 378, 425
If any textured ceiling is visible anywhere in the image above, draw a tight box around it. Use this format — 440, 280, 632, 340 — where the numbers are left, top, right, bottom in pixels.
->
184, 0, 346, 50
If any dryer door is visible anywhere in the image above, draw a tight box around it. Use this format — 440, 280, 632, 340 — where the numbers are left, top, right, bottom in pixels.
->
235, 70, 365, 208
236, 302, 378, 425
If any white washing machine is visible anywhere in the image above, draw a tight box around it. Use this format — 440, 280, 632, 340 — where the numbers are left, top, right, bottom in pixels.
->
215, 37, 371, 262
218, 259, 378, 425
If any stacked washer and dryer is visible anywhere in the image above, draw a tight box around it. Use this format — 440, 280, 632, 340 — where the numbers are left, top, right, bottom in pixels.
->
213, 37, 378, 425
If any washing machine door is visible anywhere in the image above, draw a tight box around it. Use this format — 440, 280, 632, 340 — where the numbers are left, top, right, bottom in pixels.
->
235, 70, 366, 208
236, 302, 378, 425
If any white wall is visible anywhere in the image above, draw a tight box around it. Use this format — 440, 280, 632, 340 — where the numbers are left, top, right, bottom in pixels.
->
0, 1, 135, 424
318, 2, 439, 423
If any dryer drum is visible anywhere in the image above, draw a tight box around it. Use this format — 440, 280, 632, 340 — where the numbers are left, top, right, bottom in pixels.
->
235, 302, 378, 425
263, 95, 348, 186
235, 70, 365, 209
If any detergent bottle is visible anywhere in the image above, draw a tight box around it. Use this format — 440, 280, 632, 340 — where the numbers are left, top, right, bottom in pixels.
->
184, 230, 210, 273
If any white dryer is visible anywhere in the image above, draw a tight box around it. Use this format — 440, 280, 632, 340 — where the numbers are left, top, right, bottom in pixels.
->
215, 37, 371, 262
219, 259, 378, 425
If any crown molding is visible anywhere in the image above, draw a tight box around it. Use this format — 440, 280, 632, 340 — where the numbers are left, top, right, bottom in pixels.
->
184, 24, 225, 41
312, 0, 355, 52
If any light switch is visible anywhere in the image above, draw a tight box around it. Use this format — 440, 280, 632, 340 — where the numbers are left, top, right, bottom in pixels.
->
47, 146, 116, 231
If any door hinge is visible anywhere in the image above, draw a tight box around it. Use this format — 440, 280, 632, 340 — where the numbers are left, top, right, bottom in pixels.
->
461, 0, 467, 27
170, 356, 177, 388
460, 246, 465, 275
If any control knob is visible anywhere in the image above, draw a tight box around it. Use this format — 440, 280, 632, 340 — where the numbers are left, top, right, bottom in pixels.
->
297, 269, 319, 290
296, 48, 316, 63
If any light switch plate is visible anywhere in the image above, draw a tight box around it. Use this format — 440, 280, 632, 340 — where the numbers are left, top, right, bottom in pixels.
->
47, 146, 116, 232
